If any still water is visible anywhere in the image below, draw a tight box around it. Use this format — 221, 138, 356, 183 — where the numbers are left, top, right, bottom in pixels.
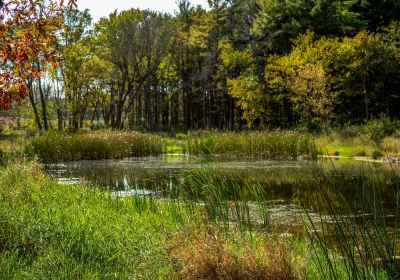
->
44, 155, 399, 215
44, 156, 400, 256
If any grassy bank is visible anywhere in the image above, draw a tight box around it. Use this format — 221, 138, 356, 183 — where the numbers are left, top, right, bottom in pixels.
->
0, 161, 310, 279
316, 134, 400, 158
0, 161, 397, 279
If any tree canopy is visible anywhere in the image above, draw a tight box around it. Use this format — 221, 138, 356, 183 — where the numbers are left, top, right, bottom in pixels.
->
2, 0, 400, 131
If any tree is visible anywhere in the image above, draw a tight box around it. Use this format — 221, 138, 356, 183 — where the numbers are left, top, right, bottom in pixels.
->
251, 0, 363, 55
334, 31, 399, 122
94, 9, 175, 130
219, 41, 262, 127
0, 0, 77, 109
356, 0, 400, 31
291, 64, 333, 128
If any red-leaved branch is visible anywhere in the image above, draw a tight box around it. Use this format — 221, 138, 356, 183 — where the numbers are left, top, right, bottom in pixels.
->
0, 0, 77, 109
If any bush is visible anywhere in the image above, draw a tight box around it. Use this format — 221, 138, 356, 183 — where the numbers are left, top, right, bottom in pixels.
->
363, 116, 397, 144
339, 126, 360, 139
372, 150, 384, 160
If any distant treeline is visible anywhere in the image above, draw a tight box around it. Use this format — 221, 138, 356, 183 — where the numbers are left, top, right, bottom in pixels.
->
25, 0, 400, 131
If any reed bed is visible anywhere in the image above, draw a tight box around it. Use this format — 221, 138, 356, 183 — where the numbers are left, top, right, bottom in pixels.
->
175, 165, 398, 279
187, 131, 318, 159
25, 131, 163, 162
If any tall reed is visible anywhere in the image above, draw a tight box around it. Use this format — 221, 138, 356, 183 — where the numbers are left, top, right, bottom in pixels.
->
176, 168, 272, 231
25, 130, 163, 162
187, 131, 318, 159
303, 162, 399, 280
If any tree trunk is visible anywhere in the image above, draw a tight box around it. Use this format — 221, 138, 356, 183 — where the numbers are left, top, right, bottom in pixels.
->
57, 108, 63, 131
28, 92, 42, 131
37, 77, 48, 130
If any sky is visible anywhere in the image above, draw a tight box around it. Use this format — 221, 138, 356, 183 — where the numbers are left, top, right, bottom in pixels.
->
77, 0, 209, 22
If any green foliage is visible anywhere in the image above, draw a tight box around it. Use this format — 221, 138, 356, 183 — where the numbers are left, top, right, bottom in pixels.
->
12, 1, 400, 133
252, 0, 363, 53
263, 32, 338, 129
219, 41, 266, 127
260, 29, 400, 129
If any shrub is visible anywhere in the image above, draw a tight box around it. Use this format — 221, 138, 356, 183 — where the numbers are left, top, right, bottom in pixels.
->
363, 116, 397, 144
372, 150, 384, 160
339, 126, 360, 139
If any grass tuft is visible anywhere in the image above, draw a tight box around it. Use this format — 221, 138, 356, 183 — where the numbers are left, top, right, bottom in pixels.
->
167, 224, 307, 280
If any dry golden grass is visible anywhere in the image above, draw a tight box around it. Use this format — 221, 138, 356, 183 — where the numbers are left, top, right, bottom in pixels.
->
167, 225, 309, 280
382, 137, 400, 156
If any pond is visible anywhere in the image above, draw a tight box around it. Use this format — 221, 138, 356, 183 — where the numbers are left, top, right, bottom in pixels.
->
44, 155, 400, 235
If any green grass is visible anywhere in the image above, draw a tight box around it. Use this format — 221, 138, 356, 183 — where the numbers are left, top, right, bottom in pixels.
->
316, 133, 400, 159
0, 161, 188, 278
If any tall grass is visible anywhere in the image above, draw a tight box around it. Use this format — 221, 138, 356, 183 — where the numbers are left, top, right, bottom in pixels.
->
184, 169, 273, 231
0, 160, 194, 278
23, 130, 319, 163
303, 162, 399, 280
25, 130, 163, 162
187, 131, 318, 159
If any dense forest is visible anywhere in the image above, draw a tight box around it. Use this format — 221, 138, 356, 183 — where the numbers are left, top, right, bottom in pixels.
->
17, 0, 400, 132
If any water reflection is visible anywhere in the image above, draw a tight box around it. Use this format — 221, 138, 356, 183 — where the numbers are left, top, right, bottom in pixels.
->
44, 156, 399, 212
44, 156, 400, 261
